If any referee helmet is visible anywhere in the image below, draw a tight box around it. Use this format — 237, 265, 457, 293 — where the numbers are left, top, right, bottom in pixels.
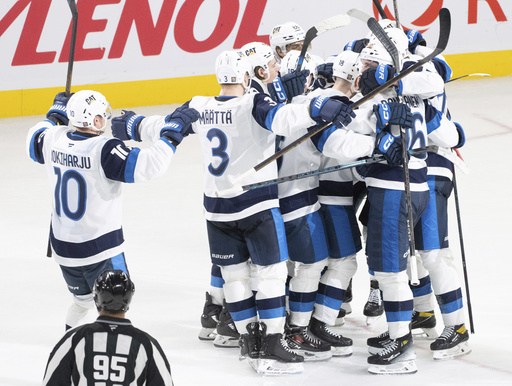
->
94, 270, 135, 312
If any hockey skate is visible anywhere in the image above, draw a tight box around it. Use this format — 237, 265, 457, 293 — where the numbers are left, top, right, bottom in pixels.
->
198, 292, 222, 341
239, 322, 261, 360
286, 325, 332, 361
213, 301, 240, 348
411, 310, 438, 339
366, 330, 392, 355
367, 332, 417, 375
363, 280, 384, 325
309, 317, 352, 357
430, 324, 471, 360
340, 279, 353, 315
246, 322, 304, 375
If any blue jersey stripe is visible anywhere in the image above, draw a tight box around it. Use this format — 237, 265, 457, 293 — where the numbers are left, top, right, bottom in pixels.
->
50, 226, 124, 258
124, 148, 140, 183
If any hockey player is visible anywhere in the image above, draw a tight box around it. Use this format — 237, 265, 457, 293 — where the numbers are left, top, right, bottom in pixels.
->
276, 50, 406, 360
26, 90, 195, 330
43, 269, 173, 385
192, 50, 359, 374
353, 27, 446, 374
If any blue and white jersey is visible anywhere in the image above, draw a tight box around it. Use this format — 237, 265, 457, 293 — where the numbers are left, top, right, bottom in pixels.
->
357, 60, 445, 192
26, 120, 175, 267
187, 92, 316, 222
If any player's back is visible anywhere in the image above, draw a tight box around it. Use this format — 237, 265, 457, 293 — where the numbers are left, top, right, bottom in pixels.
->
189, 94, 280, 221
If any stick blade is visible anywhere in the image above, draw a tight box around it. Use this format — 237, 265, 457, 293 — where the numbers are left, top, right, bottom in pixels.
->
435, 8, 451, 52
315, 14, 351, 35
347, 8, 371, 23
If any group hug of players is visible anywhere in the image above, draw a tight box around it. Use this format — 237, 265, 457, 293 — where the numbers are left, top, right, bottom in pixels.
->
27, 15, 470, 378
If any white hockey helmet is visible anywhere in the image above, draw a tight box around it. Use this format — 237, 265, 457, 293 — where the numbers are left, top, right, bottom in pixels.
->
66, 90, 112, 131
332, 51, 360, 83
367, 26, 409, 67
280, 50, 318, 76
359, 41, 394, 67
269, 22, 305, 59
240, 42, 275, 79
215, 50, 251, 85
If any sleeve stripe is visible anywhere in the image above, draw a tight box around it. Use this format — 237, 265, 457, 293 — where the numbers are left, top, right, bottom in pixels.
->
264, 104, 284, 132
28, 127, 47, 163
42, 333, 74, 384
124, 148, 141, 183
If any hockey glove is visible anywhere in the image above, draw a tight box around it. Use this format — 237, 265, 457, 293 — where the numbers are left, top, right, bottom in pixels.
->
373, 102, 414, 132
111, 110, 144, 141
453, 122, 465, 148
344, 38, 369, 53
359, 65, 396, 96
406, 30, 427, 55
46, 91, 73, 126
161, 106, 200, 146
316, 62, 334, 84
375, 130, 403, 167
268, 69, 310, 103
164, 106, 200, 136
310, 95, 356, 128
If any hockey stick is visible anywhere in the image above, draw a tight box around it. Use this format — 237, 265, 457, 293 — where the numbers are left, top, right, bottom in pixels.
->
65, 0, 78, 96
217, 146, 438, 196
372, 0, 388, 19
446, 73, 490, 83
451, 149, 475, 333
47, 0, 78, 258
296, 14, 351, 71
225, 10, 451, 191
393, 0, 401, 28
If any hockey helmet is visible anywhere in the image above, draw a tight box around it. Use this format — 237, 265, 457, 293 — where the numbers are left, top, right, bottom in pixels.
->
66, 90, 112, 131
269, 22, 306, 59
240, 42, 276, 79
332, 50, 361, 83
215, 50, 251, 85
94, 269, 135, 313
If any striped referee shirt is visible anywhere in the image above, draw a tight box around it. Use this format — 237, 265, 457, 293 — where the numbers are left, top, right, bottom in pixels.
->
43, 316, 173, 385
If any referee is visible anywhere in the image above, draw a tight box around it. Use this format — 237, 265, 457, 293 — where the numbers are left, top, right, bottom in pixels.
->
43, 269, 173, 385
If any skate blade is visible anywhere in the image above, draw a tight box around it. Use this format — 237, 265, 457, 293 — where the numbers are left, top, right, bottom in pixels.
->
412, 327, 438, 340
292, 349, 332, 362
198, 328, 217, 341
433, 342, 471, 360
213, 334, 240, 348
332, 346, 353, 357
366, 314, 383, 326
248, 358, 304, 375
368, 360, 418, 375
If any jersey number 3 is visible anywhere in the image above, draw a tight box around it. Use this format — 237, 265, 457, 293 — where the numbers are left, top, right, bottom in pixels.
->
207, 128, 229, 176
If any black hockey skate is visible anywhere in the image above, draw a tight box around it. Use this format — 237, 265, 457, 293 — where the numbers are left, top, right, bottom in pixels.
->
198, 292, 222, 341
239, 322, 261, 360
367, 332, 417, 375
334, 306, 346, 326
366, 330, 392, 355
363, 280, 384, 325
213, 301, 240, 348
411, 310, 438, 339
430, 324, 471, 360
246, 322, 303, 375
286, 325, 332, 361
309, 317, 352, 357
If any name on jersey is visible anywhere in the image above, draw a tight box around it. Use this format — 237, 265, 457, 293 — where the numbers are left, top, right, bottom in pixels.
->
198, 109, 233, 125
51, 150, 91, 169
387, 95, 420, 108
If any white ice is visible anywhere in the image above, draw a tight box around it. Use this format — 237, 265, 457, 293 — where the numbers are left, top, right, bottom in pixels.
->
1, 76, 511, 385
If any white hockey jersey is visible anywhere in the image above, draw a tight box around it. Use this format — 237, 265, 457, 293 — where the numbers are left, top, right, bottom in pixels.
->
186, 93, 316, 222
26, 120, 175, 267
